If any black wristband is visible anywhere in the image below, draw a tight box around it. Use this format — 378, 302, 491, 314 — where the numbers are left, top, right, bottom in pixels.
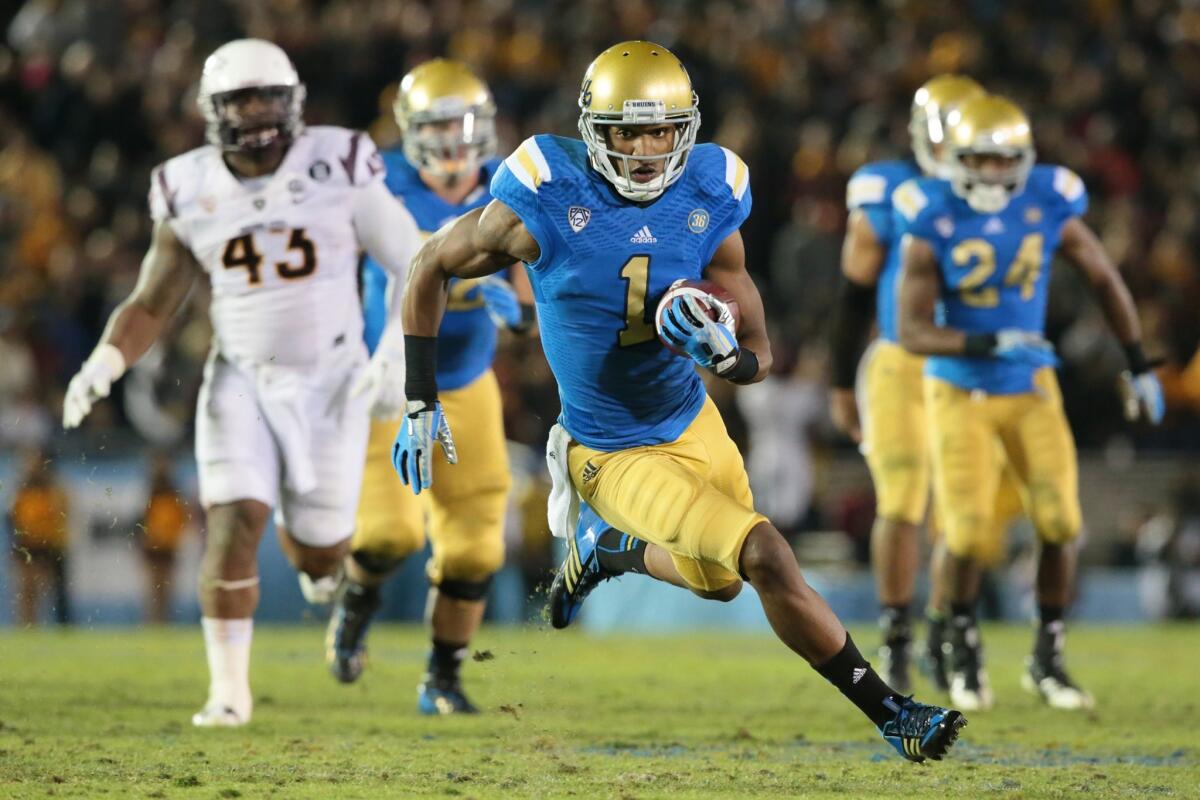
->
1122, 342, 1151, 374
829, 278, 876, 389
964, 333, 998, 359
724, 348, 760, 385
404, 334, 438, 404
510, 303, 536, 334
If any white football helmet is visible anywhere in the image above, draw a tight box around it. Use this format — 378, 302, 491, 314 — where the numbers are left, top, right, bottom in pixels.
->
197, 39, 306, 152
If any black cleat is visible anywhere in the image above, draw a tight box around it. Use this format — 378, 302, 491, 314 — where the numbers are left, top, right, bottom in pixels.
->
1023, 654, 1095, 710
946, 617, 993, 711
878, 695, 968, 763
325, 582, 380, 684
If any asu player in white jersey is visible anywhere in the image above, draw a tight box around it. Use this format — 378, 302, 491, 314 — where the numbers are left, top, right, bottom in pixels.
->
830, 75, 983, 692
325, 60, 534, 714
394, 41, 966, 763
897, 95, 1163, 711
62, 39, 423, 727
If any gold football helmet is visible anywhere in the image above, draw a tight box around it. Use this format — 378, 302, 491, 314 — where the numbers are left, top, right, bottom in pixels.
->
578, 41, 699, 201
394, 59, 496, 177
945, 94, 1036, 213
910, 74, 985, 178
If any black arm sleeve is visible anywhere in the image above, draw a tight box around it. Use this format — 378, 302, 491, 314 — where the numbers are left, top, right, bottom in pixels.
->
829, 277, 877, 389
404, 334, 438, 405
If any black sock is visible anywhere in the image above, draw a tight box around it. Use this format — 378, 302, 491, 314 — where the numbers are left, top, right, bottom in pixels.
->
815, 633, 900, 728
880, 605, 911, 642
594, 529, 649, 575
926, 608, 946, 646
342, 580, 381, 616
1035, 605, 1065, 661
949, 602, 976, 623
428, 638, 468, 682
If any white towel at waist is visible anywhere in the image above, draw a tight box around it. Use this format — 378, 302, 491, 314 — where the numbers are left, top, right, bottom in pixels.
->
545, 422, 581, 540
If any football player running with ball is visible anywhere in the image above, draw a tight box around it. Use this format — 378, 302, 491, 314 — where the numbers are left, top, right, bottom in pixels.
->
897, 95, 1164, 711
394, 40, 966, 762
325, 59, 534, 714
62, 40, 422, 727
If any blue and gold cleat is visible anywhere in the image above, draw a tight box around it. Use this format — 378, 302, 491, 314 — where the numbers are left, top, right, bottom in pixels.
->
878, 696, 967, 763
418, 676, 479, 715
547, 503, 619, 629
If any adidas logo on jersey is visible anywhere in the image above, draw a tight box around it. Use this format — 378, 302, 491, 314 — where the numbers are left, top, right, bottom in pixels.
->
630, 225, 657, 244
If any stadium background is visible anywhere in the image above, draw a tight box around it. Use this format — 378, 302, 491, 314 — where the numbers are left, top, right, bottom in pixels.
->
0, 0, 1198, 627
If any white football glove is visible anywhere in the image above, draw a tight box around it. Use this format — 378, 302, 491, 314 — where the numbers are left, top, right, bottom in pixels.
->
351, 327, 406, 420
63, 344, 126, 429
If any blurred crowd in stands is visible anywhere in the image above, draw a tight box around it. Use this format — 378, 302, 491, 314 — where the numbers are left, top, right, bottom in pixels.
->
1, 0, 1199, 601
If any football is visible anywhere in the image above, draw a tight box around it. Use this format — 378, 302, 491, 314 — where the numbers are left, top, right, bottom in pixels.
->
654, 279, 741, 355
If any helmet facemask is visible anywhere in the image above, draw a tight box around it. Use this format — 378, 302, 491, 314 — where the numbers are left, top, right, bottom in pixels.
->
578, 97, 700, 202
201, 84, 305, 153
949, 146, 1036, 214
402, 102, 497, 179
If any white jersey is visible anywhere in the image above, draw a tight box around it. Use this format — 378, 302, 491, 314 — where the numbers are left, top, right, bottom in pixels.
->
149, 126, 383, 368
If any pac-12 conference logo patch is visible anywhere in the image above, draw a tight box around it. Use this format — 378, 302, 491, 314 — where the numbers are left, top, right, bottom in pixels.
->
568, 206, 591, 233
688, 208, 709, 233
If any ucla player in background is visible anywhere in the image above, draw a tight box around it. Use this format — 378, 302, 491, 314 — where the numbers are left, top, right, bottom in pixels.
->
325, 60, 534, 714
394, 40, 966, 762
897, 95, 1164, 711
830, 75, 984, 693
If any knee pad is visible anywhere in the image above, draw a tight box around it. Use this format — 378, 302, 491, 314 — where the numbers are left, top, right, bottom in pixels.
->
351, 548, 404, 576
434, 575, 493, 602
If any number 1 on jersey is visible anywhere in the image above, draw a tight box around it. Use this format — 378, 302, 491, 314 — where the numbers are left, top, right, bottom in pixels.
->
619, 255, 654, 347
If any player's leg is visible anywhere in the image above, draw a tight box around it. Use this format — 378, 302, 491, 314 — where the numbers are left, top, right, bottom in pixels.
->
1000, 369, 1091, 709
192, 354, 280, 727
326, 416, 426, 683
925, 377, 1003, 711
419, 371, 510, 714
571, 398, 964, 760
860, 342, 930, 691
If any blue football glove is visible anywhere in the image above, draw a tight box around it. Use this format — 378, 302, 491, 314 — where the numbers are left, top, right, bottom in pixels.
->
992, 329, 1060, 369
392, 400, 457, 495
1119, 369, 1164, 424
659, 295, 740, 375
474, 276, 522, 330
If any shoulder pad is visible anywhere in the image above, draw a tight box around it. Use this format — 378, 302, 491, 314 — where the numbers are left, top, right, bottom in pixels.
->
304, 126, 384, 186
892, 178, 930, 222
501, 135, 555, 193
720, 146, 750, 201
147, 146, 212, 222
1051, 165, 1086, 203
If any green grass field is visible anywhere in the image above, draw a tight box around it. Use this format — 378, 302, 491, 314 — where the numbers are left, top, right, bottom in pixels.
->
0, 624, 1196, 799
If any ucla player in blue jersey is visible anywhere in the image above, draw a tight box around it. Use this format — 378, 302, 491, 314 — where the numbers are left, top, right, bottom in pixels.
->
394, 40, 965, 762
897, 95, 1164, 711
325, 60, 534, 714
830, 75, 985, 693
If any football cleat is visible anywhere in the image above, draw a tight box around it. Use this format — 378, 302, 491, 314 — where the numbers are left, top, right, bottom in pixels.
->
325, 583, 380, 684
547, 503, 618, 629
946, 619, 994, 711
878, 695, 967, 763
1022, 655, 1095, 710
418, 676, 479, 715
191, 703, 248, 728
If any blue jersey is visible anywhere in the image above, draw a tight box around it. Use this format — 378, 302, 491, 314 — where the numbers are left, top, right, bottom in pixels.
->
362, 152, 505, 391
846, 159, 921, 342
894, 164, 1089, 394
490, 135, 752, 451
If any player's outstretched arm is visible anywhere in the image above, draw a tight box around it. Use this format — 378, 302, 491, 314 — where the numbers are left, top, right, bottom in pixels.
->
704, 229, 772, 383
1058, 217, 1164, 423
63, 220, 200, 428
829, 211, 885, 441
395, 199, 537, 494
